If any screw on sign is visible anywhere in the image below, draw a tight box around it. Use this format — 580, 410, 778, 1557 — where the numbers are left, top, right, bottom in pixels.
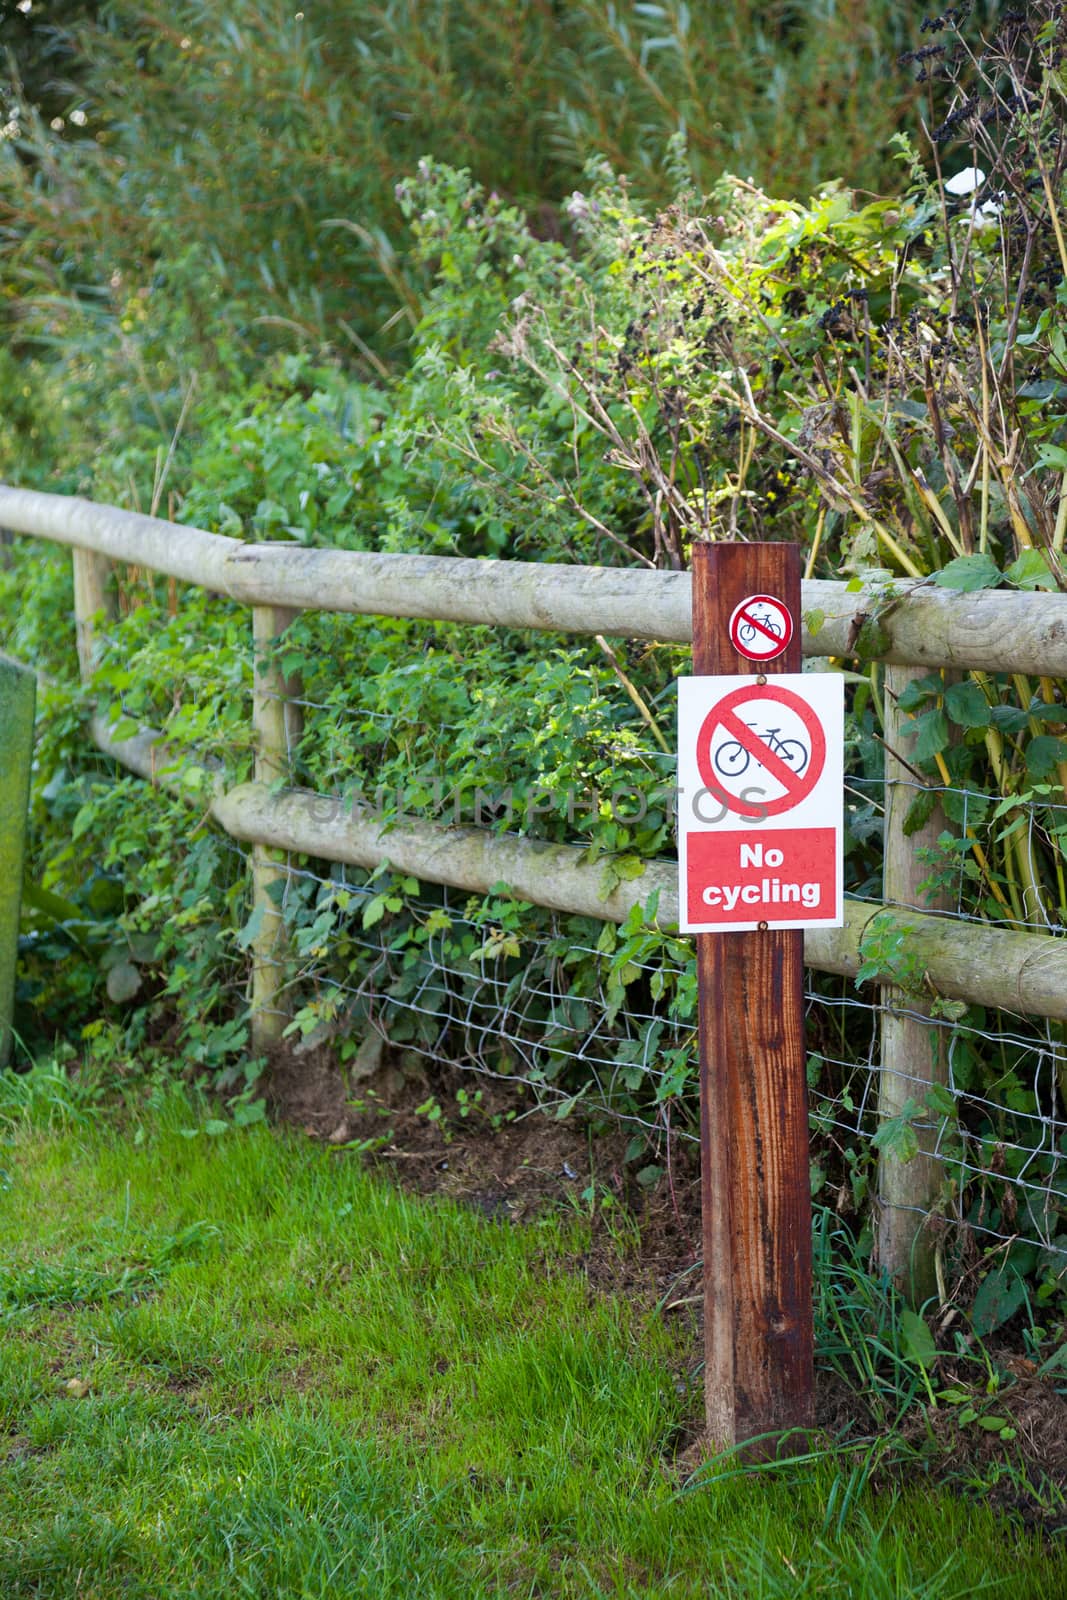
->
727, 594, 794, 662
696, 682, 825, 818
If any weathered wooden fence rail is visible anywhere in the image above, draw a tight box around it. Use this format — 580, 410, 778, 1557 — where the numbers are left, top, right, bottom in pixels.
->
4, 481, 1067, 1308
5, 484, 1067, 673
89, 715, 1067, 1025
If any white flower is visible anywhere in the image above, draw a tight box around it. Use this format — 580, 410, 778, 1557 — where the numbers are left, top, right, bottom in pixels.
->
69, 108, 87, 127
17, 1, 32, 15
969, 198, 1002, 229
944, 166, 986, 197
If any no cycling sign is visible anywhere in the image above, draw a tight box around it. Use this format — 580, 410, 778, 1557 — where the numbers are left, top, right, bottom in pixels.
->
727, 593, 793, 662
677, 673, 844, 933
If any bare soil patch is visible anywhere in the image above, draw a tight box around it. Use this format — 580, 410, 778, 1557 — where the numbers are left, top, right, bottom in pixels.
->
264, 1041, 704, 1309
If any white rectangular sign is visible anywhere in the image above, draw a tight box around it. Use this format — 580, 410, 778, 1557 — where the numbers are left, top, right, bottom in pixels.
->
677, 672, 844, 934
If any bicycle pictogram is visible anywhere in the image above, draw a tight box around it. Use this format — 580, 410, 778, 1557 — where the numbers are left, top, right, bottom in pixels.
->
736, 612, 782, 647
712, 724, 809, 779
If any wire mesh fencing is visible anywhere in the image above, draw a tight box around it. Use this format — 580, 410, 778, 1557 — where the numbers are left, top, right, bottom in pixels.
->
247, 838, 1067, 1273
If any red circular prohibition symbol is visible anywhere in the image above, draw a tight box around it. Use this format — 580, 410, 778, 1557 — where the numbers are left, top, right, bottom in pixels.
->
728, 593, 794, 661
696, 683, 826, 818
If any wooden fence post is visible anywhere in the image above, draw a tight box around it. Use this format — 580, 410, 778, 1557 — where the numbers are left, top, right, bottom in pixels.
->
692, 542, 814, 1453
72, 548, 115, 680
877, 664, 952, 1304
0, 656, 35, 1067
250, 605, 303, 1054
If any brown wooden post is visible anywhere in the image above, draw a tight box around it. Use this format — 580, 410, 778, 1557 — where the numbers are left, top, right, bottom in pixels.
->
692, 542, 814, 1452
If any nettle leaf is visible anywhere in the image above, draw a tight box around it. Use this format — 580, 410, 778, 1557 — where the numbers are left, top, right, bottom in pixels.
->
235, 904, 265, 951
989, 703, 1030, 735
871, 1100, 921, 1162
1031, 699, 1067, 725
944, 680, 990, 728
924, 1082, 956, 1118
896, 672, 942, 712
1035, 443, 1067, 471
853, 616, 892, 661
1005, 549, 1057, 590
362, 894, 388, 929
971, 1263, 1028, 1337
1015, 378, 1067, 401
911, 709, 950, 764
1025, 735, 1067, 780
932, 554, 1001, 592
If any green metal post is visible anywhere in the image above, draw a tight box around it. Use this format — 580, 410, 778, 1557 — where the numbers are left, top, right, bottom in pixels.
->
0, 655, 35, 1067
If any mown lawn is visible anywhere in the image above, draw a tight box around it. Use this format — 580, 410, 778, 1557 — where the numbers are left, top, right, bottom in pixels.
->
0, 1067, 1063, 1599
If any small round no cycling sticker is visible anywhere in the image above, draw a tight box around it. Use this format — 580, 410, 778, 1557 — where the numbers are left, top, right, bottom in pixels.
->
728, 594, 793, 661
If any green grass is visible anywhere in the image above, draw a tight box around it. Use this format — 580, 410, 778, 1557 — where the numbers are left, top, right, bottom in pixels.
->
0, 1066, 1062, 1599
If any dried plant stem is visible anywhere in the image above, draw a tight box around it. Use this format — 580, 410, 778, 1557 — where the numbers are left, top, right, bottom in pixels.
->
594, 636, 670, 754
